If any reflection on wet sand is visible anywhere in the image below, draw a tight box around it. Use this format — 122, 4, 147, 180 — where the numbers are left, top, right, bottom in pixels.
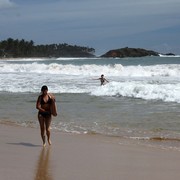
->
35, 147, 53, 180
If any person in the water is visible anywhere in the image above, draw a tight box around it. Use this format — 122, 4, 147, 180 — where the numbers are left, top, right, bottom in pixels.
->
98, 74, 109, 85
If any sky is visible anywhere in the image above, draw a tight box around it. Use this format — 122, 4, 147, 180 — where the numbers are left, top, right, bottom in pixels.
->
0, 0, 180, 55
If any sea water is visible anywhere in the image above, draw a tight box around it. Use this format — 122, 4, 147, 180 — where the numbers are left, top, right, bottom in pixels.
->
1, 56, 180, 149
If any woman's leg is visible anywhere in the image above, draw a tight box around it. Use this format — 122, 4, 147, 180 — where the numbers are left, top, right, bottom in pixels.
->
45, 115, 52, 145
38, 114, 46, 146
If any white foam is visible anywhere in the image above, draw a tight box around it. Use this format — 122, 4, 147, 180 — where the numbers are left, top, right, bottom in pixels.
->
1, 62, 180, 77
1, 60, 180, 103
159, 54, 180, 57
91, 81, 180, 103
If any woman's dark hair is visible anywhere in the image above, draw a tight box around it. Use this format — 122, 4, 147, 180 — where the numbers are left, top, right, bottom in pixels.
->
41, 85, 48, 92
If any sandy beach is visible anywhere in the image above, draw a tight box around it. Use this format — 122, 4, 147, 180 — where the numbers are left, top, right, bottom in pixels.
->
0, 124, 180, 180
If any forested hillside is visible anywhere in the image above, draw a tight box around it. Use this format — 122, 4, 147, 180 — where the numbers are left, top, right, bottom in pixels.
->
0, 38, 95, 58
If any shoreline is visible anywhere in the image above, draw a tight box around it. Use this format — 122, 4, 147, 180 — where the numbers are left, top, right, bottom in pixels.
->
1, 120, 180, 151
0, 54, 180, 61
0, 124, 180, 180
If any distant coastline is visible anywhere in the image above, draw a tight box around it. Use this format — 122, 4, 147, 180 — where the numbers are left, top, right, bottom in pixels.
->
0, 38, 95, 58
0, 38, 176, 58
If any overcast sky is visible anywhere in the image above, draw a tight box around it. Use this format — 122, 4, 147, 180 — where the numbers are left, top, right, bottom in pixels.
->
0, 0, 180, 55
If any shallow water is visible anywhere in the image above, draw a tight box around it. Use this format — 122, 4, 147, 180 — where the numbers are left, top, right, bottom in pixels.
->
1, 93, 180, 142
1, 56, 180, 150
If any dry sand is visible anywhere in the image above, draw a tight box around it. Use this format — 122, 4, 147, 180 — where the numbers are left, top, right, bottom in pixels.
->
0, 124, 180, 180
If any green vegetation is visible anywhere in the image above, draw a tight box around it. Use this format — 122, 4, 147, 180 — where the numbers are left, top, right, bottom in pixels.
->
0, 38, 95, 58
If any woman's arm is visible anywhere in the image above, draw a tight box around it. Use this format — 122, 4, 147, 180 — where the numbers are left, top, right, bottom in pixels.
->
105, 78, 109, 83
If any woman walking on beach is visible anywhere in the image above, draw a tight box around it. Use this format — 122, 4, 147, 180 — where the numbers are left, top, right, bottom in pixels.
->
36, 85, 56, 147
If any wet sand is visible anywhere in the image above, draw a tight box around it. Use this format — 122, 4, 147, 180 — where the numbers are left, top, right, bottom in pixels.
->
0, 124, 180, 180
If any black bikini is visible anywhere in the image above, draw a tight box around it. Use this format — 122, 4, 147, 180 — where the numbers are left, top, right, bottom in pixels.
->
40, 95, 52, 105
39, 95, 52, 117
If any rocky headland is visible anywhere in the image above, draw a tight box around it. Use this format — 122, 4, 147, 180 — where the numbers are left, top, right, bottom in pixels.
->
101, 47, 159, 58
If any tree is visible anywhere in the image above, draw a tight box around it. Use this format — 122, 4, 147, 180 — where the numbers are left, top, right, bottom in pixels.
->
0, 38, 95, 58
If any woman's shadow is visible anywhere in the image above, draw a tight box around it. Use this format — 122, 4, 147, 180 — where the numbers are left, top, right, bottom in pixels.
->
34, 147, 53, 180
7, 142, 41, 147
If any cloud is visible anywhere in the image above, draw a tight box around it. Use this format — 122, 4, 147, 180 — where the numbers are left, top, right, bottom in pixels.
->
0, 0, 14, 9
0, 0, 180, 54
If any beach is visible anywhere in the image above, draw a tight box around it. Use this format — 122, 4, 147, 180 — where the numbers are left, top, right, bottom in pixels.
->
1, 57, 180, 179
0, 124, 180, 180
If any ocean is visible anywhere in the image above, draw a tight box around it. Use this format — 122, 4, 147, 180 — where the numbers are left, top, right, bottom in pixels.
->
1, 55, 180, 149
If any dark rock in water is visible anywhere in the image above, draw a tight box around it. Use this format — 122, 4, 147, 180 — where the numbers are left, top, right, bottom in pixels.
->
164, 53, 175, 56
101, 47, 159, 58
